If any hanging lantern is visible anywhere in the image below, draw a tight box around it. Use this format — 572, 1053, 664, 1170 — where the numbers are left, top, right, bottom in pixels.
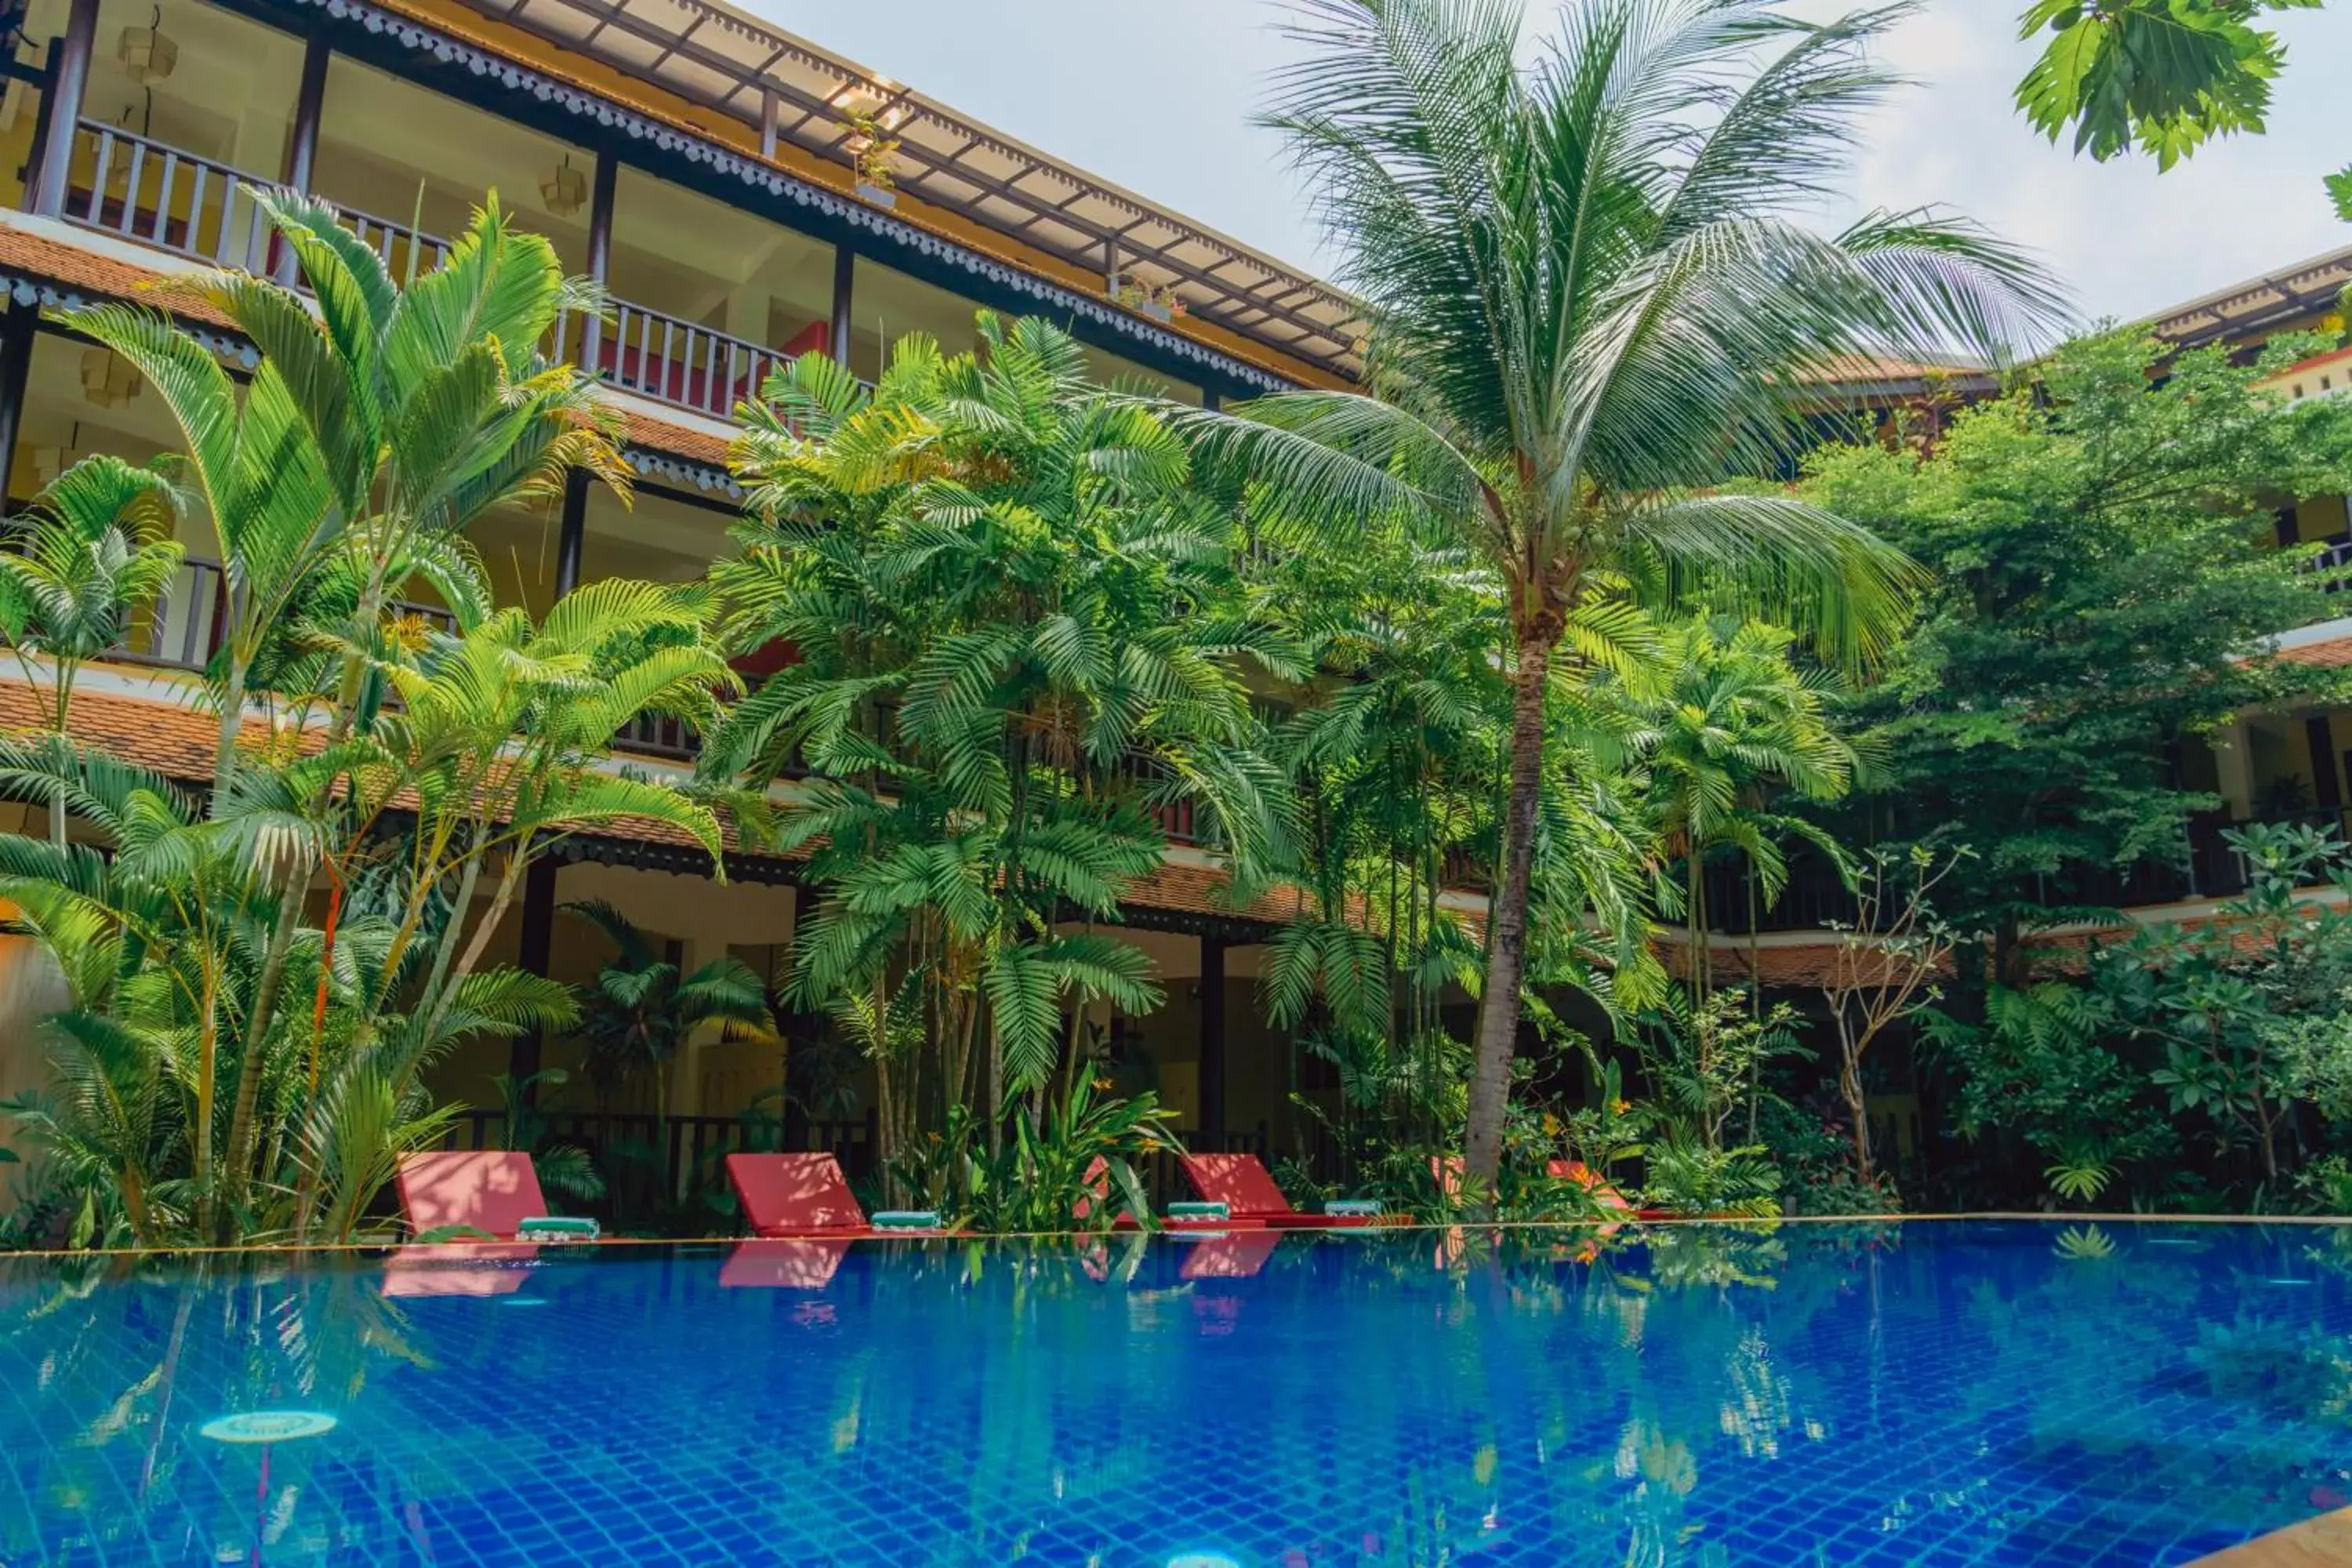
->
27, 445, 67, 485
115, 7, 179, 84
80, 348, 140, 409
539, 155, 586, 218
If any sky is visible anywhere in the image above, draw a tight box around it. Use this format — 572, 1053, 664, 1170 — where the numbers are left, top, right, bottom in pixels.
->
744, 0, 2351, 329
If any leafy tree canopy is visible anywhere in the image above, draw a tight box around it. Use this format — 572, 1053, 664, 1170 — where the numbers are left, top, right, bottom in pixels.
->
1803, 329, 2352, 964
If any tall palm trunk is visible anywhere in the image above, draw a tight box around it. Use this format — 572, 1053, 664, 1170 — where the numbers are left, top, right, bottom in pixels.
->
1686, 840, 1708, 1006
218, 878, 302, 1239
49, 674, 74, 850
1464, 631, 1553, 1187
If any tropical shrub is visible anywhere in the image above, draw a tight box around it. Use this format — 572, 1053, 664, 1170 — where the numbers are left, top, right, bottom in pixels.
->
702, 313, 1293, 1198
1196, 0, 2055, 1191
0, 196, 726, 1247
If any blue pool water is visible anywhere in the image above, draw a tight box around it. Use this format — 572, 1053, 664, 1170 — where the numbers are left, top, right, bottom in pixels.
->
4, 1221, 2350, 1566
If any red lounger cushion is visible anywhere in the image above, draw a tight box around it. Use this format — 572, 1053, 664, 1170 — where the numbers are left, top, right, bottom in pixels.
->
396, 1151, 548, 1241
1178, 1152, 1360, 1229
727, 1152, 870, 1236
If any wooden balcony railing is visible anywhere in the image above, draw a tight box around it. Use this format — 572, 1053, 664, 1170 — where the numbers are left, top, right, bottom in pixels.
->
67, 120, 276, 271
551, 297, 789, 422
62, 124, 795, 426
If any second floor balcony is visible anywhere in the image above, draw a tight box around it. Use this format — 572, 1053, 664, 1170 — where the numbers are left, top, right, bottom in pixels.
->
58, 117, 809, 426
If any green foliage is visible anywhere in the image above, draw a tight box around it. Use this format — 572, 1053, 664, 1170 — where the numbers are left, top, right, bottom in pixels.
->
0, 197, 717, 1249
2014, 0, 2318, 169
1924, 979, 2176, 1207
1597, 615, 1860, 998
1634, 989, 1807, 1152
1208, 0, 2055, 1188
882, 1075, 1176, 1234
1807, 330, 2352, 971
1639, 1140, 1784, 1219
704, 313, 1288, 1192
1927, 824, 2352, 1209
566, 899, 777, 1112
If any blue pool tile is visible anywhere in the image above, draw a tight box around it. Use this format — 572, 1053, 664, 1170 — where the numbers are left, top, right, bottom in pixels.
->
3, 1222, 2350, 1565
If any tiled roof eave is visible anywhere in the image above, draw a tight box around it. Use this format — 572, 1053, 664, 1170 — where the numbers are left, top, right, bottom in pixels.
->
0, 672, 1308, 935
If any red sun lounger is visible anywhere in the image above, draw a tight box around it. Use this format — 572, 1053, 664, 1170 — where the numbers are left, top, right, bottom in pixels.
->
1179, 1152, 1381, 1229
724, 1152, 941, 1238
396, 1150, 585, 1240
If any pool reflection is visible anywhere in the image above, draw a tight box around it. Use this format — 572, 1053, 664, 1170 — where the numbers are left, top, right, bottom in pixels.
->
3, 1221, 2350, 1566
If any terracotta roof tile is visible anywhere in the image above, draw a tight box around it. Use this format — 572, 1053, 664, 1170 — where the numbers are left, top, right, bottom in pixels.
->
2, 670, 1298, 931
2274, 635, 2352, 670
0, 227, 238, 332
619, 411, 730, 470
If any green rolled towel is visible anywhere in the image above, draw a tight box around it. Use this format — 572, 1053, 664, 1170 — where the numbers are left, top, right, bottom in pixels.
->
1323, 1199, 1384, 1218
870, 1210, 941, 1231
517, 1215, 600, 1241
1166, 1201, 1231, 1221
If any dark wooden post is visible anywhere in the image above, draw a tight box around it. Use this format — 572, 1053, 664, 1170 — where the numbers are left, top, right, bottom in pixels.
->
551, 150, 615, 597
27, 0, 96, 217
282, 35, 330, 191
511, 151, 615, 1096
1199, 935, 1227, 1145
275, 35, 332, 284
2305, 713, 2343, 818
510, 854, 559, 1091
0, 300, 39, 508
828, 245, 854, 368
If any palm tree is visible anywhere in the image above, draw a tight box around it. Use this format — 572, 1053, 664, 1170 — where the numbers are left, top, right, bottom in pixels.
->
1188, 0, 2063, 1185
566, 898, 777, 1130
1611, 616, 1857, 1001
73, 189, 622, 806
70, 192, 631, 1233
0, 581, 724, 1243
703, 314, 1296, 1171
0, 456, 183, 845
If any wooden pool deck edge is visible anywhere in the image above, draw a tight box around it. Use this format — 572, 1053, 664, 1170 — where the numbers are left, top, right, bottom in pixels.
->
2192, 1505, 2352, 1565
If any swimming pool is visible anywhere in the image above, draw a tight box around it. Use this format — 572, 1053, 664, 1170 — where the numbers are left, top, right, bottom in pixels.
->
2, 1221, 2347, 1566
